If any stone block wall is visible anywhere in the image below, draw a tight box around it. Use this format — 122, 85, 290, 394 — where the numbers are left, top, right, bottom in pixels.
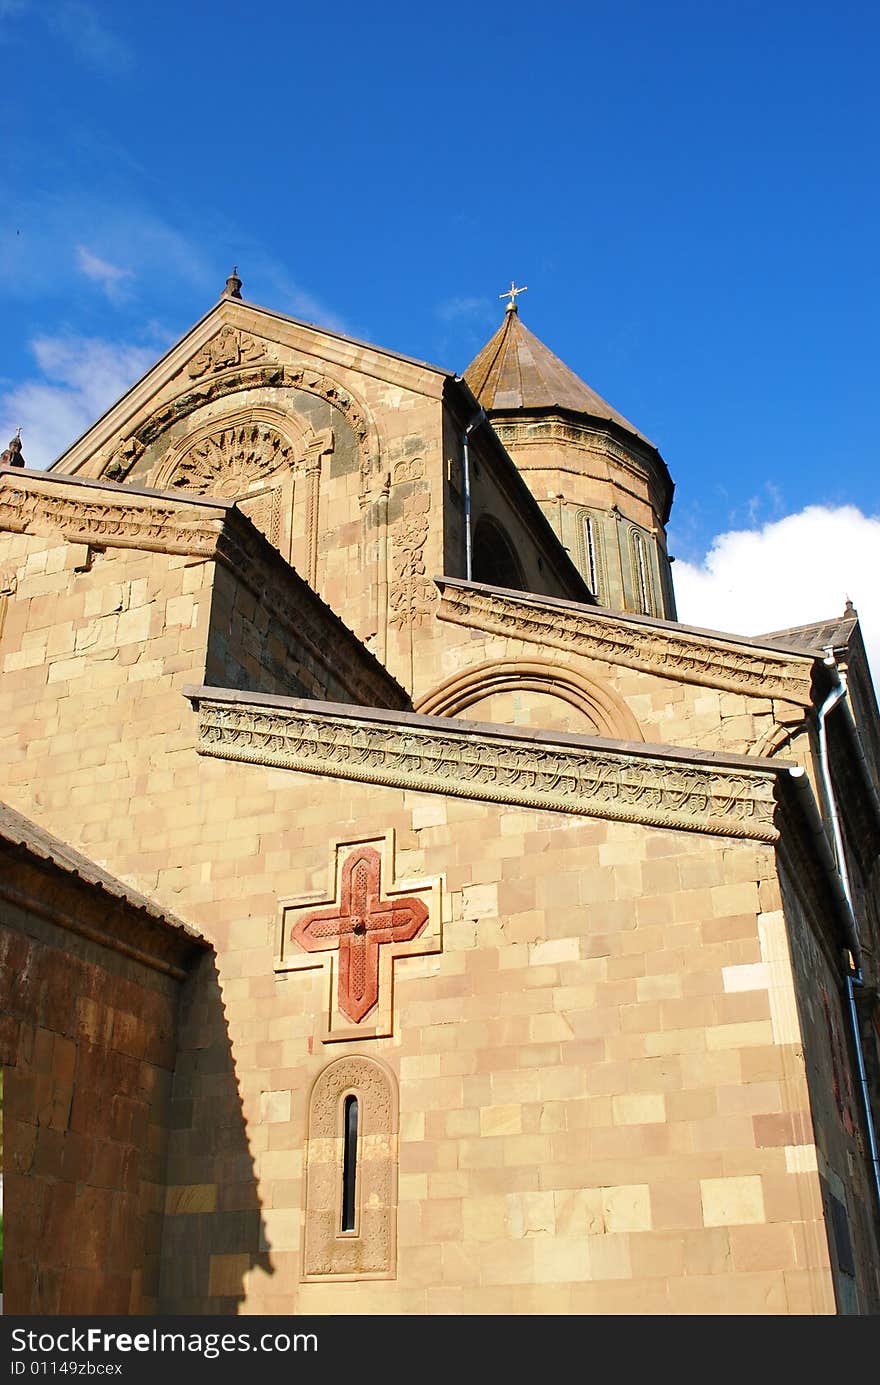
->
0, 871, 199, 1313
144, 742, 848, 1314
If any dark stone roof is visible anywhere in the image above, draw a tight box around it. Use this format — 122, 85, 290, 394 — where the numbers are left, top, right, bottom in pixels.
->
0, 800, 204, 944
464, 308, 655, 446
759, 605, 860, 656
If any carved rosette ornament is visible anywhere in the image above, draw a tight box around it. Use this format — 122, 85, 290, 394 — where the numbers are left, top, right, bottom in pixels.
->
168, 423, 296, 498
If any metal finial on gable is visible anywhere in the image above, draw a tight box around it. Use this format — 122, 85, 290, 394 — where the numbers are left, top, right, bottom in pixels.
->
224, 265, 243, 299
1, 428, 25, 468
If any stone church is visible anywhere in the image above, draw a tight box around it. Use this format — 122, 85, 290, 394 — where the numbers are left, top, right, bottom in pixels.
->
1, 274, 879, 1315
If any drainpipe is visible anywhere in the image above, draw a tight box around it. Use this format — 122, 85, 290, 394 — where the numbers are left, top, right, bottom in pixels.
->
816, 651, 880, 1218
462, 408, 486, 581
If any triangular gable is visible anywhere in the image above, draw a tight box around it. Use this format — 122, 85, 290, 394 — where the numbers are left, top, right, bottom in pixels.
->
50, 295, 454, 480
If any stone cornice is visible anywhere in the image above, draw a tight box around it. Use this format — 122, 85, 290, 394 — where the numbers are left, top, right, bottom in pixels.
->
0, 470, 409, 711
0, 469, 225, 555
436, 578, 816, 704
188, 686, 782, 842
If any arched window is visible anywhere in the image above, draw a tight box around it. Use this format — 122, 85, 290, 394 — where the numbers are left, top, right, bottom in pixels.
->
303, 1055, 398, 1280
578, 510, 606, 602
341, 1094, 359, 1232
471, 516, 526, 591
631, 528, 656, 616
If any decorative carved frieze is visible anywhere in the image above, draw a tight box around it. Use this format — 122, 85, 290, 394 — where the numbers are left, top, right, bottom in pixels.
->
193, 694, 781, 841
437, 580, 814, 703
0, 482, 217, 556
186, 326, 267, 378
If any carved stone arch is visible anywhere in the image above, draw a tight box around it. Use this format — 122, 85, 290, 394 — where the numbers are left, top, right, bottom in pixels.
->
152, 405, 328, 497
284, 363, 383, 498
302, 1054, 398, 1281
628, 523, 659, 617
415, 657, 644, 741
576, 506, 608, 602
102, 360, 382, 496
749, 722, 799, 758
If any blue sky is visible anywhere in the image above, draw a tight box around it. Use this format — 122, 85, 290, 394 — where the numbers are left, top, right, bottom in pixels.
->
2, 0, 879, 669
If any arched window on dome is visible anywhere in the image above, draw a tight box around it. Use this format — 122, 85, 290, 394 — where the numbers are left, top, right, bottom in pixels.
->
471, 516, 526, 592
630, 527, 658, 617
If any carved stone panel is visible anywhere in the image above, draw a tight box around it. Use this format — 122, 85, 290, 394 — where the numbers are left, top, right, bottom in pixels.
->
186, 327, 267, 379
277, 832, 443, 1041
389, 489, 433, 628
196, 694, 782, 842
237, 487, 283, 548
302, 1055, 398, 1281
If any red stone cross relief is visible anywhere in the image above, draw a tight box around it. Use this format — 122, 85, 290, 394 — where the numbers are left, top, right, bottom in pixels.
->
290, 845, 429, 1024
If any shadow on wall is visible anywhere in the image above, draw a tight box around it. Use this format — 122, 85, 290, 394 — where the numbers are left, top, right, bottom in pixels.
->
0, 868, 271, 1314
159, 953, 273, 1313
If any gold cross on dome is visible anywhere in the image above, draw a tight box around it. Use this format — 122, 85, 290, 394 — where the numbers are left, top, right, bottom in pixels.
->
500, 281, 528, 311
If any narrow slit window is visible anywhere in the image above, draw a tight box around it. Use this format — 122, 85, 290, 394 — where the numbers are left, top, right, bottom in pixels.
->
341, 1094, 359, 1232
634, 532, 651, 615
584, 516, 598, 596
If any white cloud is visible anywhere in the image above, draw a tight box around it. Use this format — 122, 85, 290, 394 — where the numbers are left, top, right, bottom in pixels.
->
673, 505, 880, 685
0, 2, 130, 72
50, 2, 131, 74
436, 296, 495, 324
0, 334, 162, 468
76, 244, 134, 301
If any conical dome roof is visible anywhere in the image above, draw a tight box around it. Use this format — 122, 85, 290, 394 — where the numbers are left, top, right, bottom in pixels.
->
464, 307, 654, 448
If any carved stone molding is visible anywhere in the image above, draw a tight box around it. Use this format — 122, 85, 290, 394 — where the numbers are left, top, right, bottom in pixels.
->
415, 657, 644, 741
193, 692, 782, 841
0, 481, 218, 557
437, 579, 815, 703
303, 1055, 398, 1280
491, 415, 669, 501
